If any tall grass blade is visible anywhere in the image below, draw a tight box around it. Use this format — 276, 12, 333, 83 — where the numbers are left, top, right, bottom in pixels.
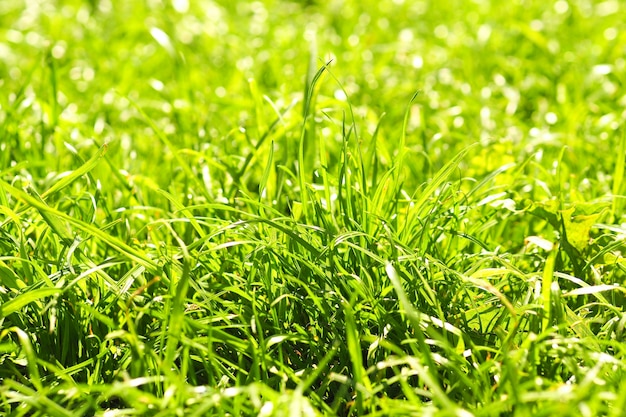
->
612, 128, 626, 220
541, 243, 558, 331
298, 60, 331, 223
41, 143, 108, 200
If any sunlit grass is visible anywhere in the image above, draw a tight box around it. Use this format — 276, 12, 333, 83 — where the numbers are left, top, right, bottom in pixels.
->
1, 0, 625, 415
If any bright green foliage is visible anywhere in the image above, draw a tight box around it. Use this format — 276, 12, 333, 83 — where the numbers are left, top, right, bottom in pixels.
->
1, 0, 625, 416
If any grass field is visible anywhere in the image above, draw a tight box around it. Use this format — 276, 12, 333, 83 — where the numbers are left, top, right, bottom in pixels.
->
1, 0, 626, 415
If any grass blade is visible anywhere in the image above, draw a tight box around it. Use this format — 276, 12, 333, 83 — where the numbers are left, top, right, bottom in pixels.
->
0, 287, 61, 318
41, 143, 108, 200
0, 179, 159, 273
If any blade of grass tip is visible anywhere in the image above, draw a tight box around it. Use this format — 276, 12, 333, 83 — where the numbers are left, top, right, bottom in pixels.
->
367, 112, 386, 193
0, 179, 159, 274
324, 66, 364, 189
41, 143, 108, 200
302, 28, 318, 120
45, 50, 63, 173
258, 140, 274, 209
372, 167, 396, 220
612, 128, 626, 221
257, 96, 298, 201
392, 90, 420, 191
541, 243, 558, 332
298, 60, 331, 224
237, 99, 295, 183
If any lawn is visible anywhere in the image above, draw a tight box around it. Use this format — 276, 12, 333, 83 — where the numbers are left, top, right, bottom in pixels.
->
1, 0, 625, 415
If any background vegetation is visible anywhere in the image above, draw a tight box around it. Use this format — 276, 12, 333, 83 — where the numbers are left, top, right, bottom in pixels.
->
1, 0, 625, 415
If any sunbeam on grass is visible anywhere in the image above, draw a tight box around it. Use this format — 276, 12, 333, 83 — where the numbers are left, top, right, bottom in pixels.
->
1, 0, 626, 416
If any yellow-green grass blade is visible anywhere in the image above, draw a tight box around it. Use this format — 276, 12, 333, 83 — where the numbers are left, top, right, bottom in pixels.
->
41, 143, 108, 200
0, 179, 159, 273
541, 243, 558, 331
612, 128, 626, 220
0, 287, 61, 318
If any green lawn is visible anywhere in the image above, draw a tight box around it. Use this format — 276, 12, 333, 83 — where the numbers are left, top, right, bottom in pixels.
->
1, 0, 625, 415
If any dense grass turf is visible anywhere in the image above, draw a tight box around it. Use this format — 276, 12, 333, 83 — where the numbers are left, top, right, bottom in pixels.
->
1, 0, 626, 415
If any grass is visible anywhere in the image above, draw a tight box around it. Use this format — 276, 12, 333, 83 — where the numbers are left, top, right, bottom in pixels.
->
1, 0, 625, 415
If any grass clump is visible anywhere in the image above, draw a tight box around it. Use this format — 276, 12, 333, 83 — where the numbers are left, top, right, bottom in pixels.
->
1, 0, 626, 416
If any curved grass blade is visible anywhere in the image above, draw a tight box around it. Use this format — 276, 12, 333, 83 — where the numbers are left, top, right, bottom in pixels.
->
0, 179, 159, 273
298, 60, 332, 223
41, 143, 108, 200
0, 287, 61, 318
402, 144, 477, 238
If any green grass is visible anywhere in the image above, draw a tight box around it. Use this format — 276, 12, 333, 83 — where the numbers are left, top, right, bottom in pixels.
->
1, 0, 626, 415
